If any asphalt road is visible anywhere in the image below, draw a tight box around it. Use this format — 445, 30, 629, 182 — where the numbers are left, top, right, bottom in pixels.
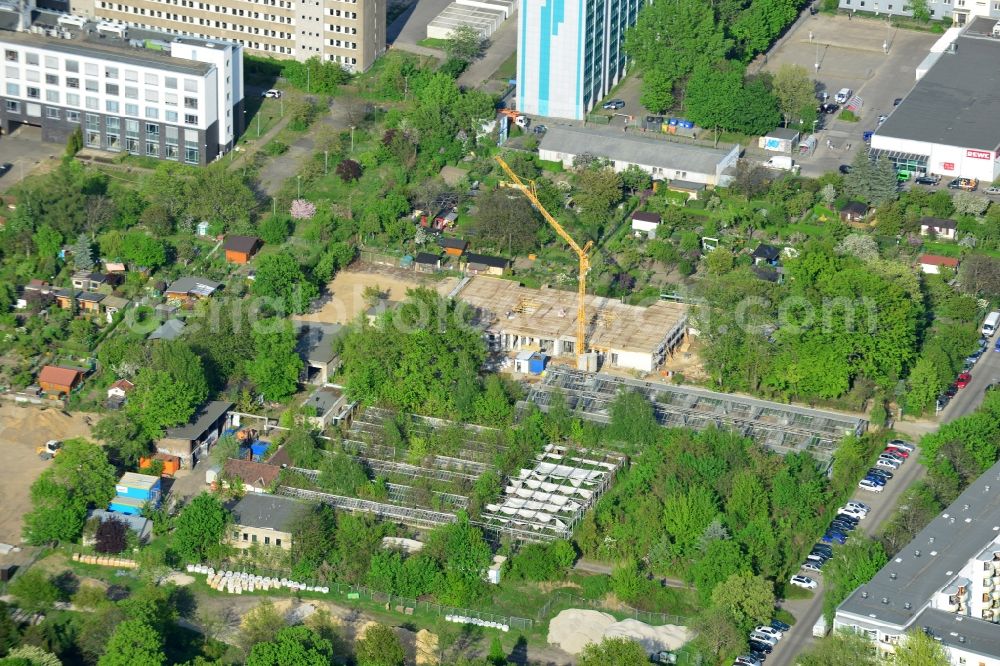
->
939, 327, 1000, 423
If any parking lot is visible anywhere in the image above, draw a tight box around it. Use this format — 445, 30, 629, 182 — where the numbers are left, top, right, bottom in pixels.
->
762, 12, 938, 175
0, 125, 61, 193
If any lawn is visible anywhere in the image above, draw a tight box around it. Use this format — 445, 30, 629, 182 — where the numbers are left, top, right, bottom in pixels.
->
493, 52, 517, 81
417, 37, 451, 50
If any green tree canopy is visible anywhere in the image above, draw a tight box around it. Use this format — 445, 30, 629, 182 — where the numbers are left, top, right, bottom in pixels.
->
577, 636, 649, 666
126, 341, 210, 439
355, 623, 404, 666
247, 319, 303, 402
97, 620, 165, 666
246, 625, 336, 666
172, 493, 230, 563
251, 254, 320, 316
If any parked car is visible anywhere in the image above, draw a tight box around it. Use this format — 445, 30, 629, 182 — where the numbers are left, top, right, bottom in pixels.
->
839, 164, 852, 174
806, 552, 829, 564
845, 501, 871, 513
915, 174, 940, 185
835, 512, 860, 524
862, 475, 887, 487
770, 620, 791, 632
936, 395, 949, 413
956, 372, 972, 389
888, 440, 915, 453
533, 124, 548, 134
838, 505, 867, 518
867, 468, 893, 480
995, 338, 1000, 353
602, 99, 625, 110
945, 383, 959, 398
801, 561, 824, 574
893, 97, 903, 106
820, 103, 840, 114
876, 458, 900, 471
877, 114, 888, 125
0, 163, 11, 176
754, 626, 783, 640
879, 451, 904, 463
747, 650, 769, 663
813, 543, 834, 556
986, 186, 1000, 196
859, 478, 885, 493
790, 575, 818, 590
948, 178, 979, 191
734, 657, 761, 666
748, 641, 773, 655
884, 447, 909, 459
821, 531, 847, 545
261, 89, 282, 98
750, 632, 778, 647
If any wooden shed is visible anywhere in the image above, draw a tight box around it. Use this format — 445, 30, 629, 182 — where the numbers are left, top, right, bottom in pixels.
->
38, 365, 83, 396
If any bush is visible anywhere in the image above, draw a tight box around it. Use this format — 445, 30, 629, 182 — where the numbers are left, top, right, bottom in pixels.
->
838, 109, 858, 122
578, 574, 612, 600
265, 140, 288, 156
95, 518, 128, 554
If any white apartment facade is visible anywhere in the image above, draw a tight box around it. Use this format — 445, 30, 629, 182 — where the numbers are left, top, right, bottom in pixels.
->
0, 22, 243, 164
65, 0, 384, 69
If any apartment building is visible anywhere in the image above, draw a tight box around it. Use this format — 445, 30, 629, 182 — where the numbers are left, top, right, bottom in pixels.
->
517, 0, 642, 120
838, 0, 1000, 25
834, 457, 1000, 665
64, 0, 383, 70
0, 11, 243, 164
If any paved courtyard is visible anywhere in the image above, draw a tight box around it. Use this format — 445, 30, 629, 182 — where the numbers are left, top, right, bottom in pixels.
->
761, 12, 939, 175
0, 126, 60, 193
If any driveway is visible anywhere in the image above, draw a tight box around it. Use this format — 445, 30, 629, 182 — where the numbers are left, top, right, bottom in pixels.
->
761, 13, 938, 177
0, 126, 61, 193
938, 329, 1000, 423
387, 0, 451, 54
456, 9, 518, 90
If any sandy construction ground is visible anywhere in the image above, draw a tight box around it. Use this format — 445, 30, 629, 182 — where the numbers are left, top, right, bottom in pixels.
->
297, 265, 460, 325
0, 403, 95, 545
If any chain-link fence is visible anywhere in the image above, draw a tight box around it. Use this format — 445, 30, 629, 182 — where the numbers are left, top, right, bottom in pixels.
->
536, 590, 688, 627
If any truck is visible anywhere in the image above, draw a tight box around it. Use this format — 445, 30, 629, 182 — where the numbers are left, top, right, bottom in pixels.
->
982, 311, 1000, 337
765, 156, 797, 172
812, 615, 829, 637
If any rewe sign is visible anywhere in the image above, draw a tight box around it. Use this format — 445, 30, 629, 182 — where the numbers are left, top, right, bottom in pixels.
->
966, 149, 992, 160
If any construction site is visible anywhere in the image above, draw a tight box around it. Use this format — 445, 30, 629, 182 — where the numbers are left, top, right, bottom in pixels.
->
453, 276, 689, 373
522, 367, 867, 462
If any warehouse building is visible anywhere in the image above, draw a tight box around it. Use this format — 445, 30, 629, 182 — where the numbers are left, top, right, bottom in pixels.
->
426, 0, 513, 40
837, 0, 999, 26
538, 126, 740, 186
870, 21, 1000, 183
454, 276, 689, 373
834, 457, 1000, 665
0, 8, 243, 164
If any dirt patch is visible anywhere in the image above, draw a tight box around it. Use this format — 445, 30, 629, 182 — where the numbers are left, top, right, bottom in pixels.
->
296, 265, 459, 325
0, 404, 95, 546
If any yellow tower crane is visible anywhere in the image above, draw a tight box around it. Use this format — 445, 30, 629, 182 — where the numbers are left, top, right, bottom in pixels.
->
494, 155, 593, 368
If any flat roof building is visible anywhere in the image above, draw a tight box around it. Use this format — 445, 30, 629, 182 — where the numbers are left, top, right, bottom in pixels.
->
228, 493, 307, 550
835, 457, 1000, 664
454, 276, 688, 373
870, 23, 1000, 183
538, 126, 740, 186
0, 9, 244, 164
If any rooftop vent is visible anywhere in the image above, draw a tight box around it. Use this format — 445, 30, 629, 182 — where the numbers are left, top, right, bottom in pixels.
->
882, 597, 889, 604
891, 572, 898, 580
915, 550, 922, 557
931, 551, 938, 556
930, 537, 935, 544
964, 504, 970, 511
959, 636, 966, 643
904, 602, 912, 610
862, 591, 869, 598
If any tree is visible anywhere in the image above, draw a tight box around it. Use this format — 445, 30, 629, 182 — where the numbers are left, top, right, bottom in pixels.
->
472, 190, 541, 254
121, 232, 168, 269
95, 518, 128, 554
282, 56, 350, 94
953, 191, 989, 217
958, 254, 1000, 298
577, 636, 649, 666
246, 625, 336, 666
3, 645, 62, 666
32, 225, 63, 260
126, 341, 210, 439
336, 159, 363, 182
172, 493, 229, 563
798, 630, 879, 666
845, 152, 898, 206
247, 319, 303, 401
66, 127, 83, 156
639, 68, 675, 113
905, 356, 942, 415
258, 215, 294, 245
425, 513, 492, 606
9, 570, 59, 613
684, 61, 779, 137
0, 600, 18, 657
822, 538, 888, 621
92, 412, 153, 467
97, 620, 165, 666
72, 233, 95, 271
692, 612, 744, 661
892, 629, 949, 666
772, 64, 815, 127
355, 623, 404, 666
444, 25, 485, 63
835, 233, 880, 261
690, 539, 745, 603
251, 254, 319, 316
711, 573, 775, 633
620, 165, 652, 195
910, 0, 931, 22
731, 159, 771, 199
185, 166, 257, 232
574, 166, 623, 227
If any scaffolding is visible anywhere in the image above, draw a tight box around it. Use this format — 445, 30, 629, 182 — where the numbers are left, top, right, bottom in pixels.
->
285, 466, 469, 511
478, 444, 625, 540
351, 407, 507, 460
522, 368, 866, 461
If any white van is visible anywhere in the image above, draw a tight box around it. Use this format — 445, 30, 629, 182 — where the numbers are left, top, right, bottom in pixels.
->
834, 88, 853, 104
983, 311, 1000, 337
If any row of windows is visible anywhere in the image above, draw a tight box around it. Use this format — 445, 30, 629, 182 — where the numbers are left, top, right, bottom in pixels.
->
4, 86, 199, 122
327, 53, 357, 65
98, 4, 296, 36
100, 1, 294, 23
148, 0, 293, 9
234, 531, 282, 546
326, 8, 358, 17
3, 53, 200, 91
329, 24, 357, 34
5, 76, 199, 108
327, 39, 358, 49
102, 20, 296, 54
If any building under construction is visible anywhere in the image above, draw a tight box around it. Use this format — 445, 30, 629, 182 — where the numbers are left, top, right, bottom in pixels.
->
453, 276, 689, 372
523, 367, 867, 461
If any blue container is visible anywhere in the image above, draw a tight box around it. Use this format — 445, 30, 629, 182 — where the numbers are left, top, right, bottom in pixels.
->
668, 118, 678, 126
109, 496, 145, 515
115, 473, 161, 502
250, 442, 269, 461
681, 120, 695, 129
528, 355, 548, 375
400, 255, 414, 268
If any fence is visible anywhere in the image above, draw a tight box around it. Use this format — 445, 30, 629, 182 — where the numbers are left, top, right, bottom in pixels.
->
358, 247, 404, 266
536, 590, 689, 628
200, 560, 534, 632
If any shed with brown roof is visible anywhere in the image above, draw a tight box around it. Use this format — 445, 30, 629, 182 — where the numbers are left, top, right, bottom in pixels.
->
223, 236, 262, 264
38, 366, 83, 396
222, 458, 281, 493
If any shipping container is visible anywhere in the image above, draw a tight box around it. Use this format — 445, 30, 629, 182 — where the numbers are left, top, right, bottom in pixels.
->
115, 472, 162, 502
109, 496, 146, 516
139, 453, 180, 477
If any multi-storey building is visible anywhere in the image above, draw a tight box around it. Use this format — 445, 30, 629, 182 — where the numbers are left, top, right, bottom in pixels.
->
838, 0, 1000, 26
0, 9, 244, 164
62, 0, 383, 69
834, 456, 1000, 665
516, 0, 642, 120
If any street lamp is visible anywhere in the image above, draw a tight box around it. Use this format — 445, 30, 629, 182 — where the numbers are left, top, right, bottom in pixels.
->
297, 175, 301, 198
324, 150, 329, 174
350, 126, 355, 152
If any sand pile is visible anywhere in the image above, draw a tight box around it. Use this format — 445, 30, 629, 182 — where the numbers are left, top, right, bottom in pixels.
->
415, 629, 439, 665
547, 609, 692, 655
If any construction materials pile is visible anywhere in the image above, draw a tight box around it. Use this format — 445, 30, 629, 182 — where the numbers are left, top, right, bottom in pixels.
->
186, 564, 330, 595
547, 609, 692, 655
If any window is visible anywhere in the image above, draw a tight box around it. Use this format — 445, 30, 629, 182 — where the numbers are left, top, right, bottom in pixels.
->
166, 110, 178, 122
165, 92, 178, 106
144, 73, 159, 85
105, 66, 118, 79
232, 530, 239, 539
126, 103, 139, 116
44, 56, 57, 69
67, 110, 80, 123
4, 50, 17, 62
125, 69, 138, 82
275, 538, 282, 547
65, 59, 78, 72
264, 536, 270, 545
46, 90, 59, 103
45, 73, 58, 85
66, 93, 80, 106
106, 83, 119, 96
183, 96, 198, 109
185, 143, 200, 164
106, 132, 121, 151
146, 107, 159, 119
45, 107, 59, 119
25, 69, 39, 83
86, 130, 100, 148
86, 113, 100, 130
4, 100, 20, 113
4, 82, 18, 96
146, 141, 159, 157
165, 76, 177, 89
66, 77, 79, 88
242, 533, 248, 541
86, 97, 99, 110
251, 534, 257, 543
4, 65, 16, 79
85, 63, 98, 76
145, 89, 159, 103
184, 78, 198, 92
106, 117, 120, 130
146, 123, 160, 140
184, 113, 198, 125
26, 86, 39, 99
25, 53, 38, 66
85, 80, 98, 92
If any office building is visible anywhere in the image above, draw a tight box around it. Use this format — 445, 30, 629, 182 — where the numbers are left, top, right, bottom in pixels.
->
870, 19, 1000, 183
64, 0, 384, 70
834, 457, 1000, 665
0, 9, 244, 164
838, 0, 1000, 26
516, 0, 642, 120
